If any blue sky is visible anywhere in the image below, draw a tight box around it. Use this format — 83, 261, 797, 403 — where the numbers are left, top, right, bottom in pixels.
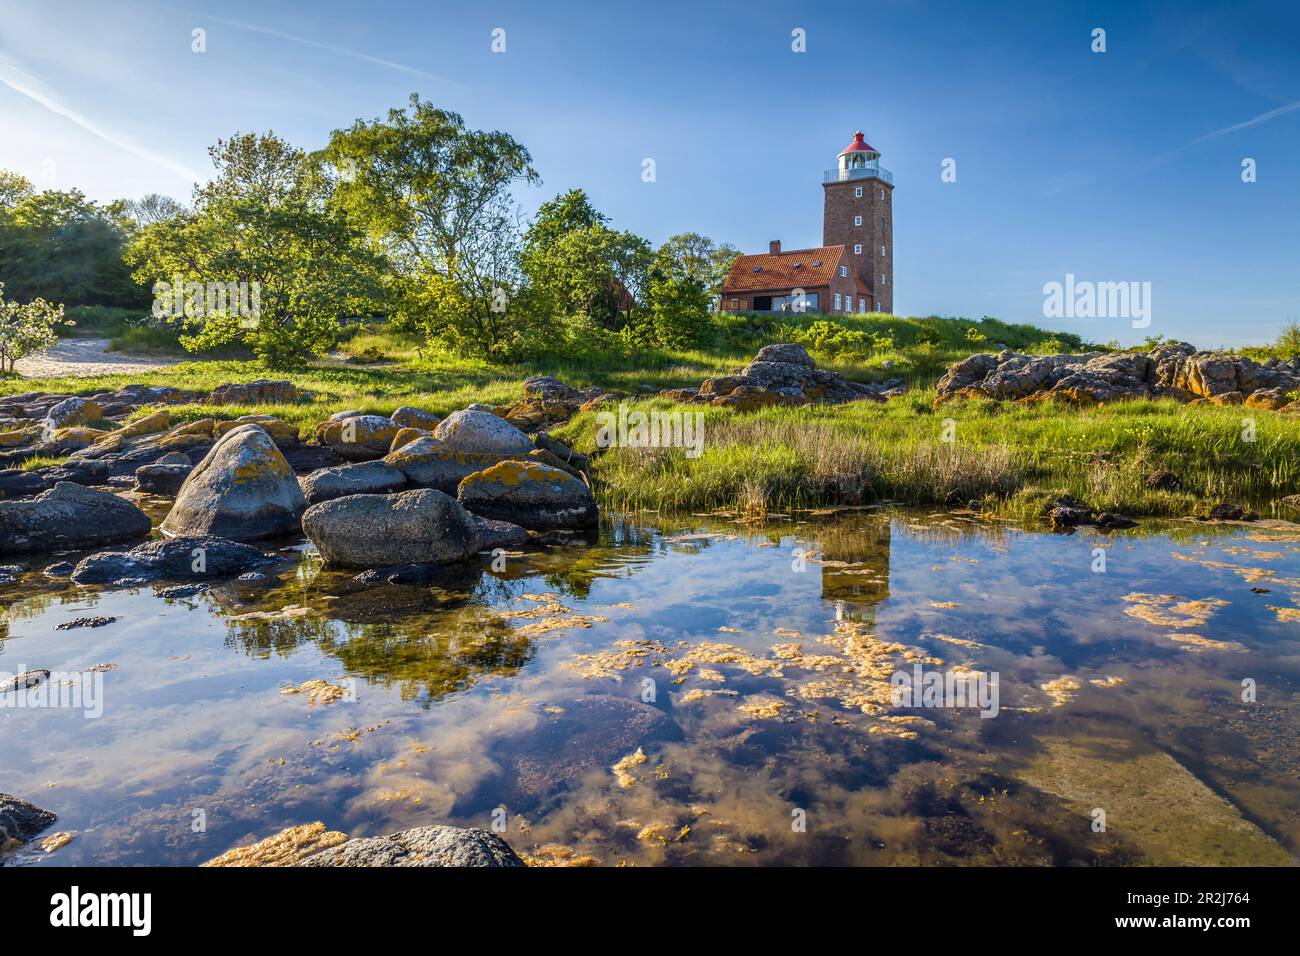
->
0, 0, 1297, 346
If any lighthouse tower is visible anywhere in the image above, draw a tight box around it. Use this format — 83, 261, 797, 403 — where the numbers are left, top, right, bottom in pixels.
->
822, 131, 893, 313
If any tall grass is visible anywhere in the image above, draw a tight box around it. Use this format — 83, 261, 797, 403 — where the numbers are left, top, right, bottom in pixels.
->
554, 394, 1300, 519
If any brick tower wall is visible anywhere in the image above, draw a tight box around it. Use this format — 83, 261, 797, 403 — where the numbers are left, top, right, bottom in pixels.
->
822, 178, 893, 313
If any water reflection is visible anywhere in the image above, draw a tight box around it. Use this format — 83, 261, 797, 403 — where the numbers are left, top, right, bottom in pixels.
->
1, 510, 1297, 866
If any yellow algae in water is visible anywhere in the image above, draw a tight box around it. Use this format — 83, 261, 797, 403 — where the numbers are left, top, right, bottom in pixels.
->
929, 601, 961, 608
1164, 633, 1247, 652
201, 822, 347, 867
1123, 593, 1228, 629
737, 696, 789, 719
1089, 676, 1126, 688
521, 844, 598, 867
678, 688, 738, 703
41, 831, 75, 853
929, 633, 984, 648
612, 747, 647, 788
718, 626, 740, 633
1266, 605, 1300, 622
1041, 675, 1082, 707
513, 614, 608, 638
281, 679, 347, 704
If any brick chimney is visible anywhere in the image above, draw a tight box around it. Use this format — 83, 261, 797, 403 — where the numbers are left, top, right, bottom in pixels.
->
769, 239, 781, 254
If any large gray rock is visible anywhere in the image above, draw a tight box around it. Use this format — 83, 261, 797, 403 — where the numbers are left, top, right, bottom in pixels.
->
0, 794, 57, 853
433, 409, 535, 455
300, 460, 407, 505
70, 535, 271, 585
160, 424, 306, 541
301, 488, 482, 569
316, 414, 400, 461
752, 342, 815, 367
0, 482, 150, 554
44, 396, 102, 430
390, 406, 441, 430
457, 460, 597, 530
384, 437, 519, 495
207, 380, 298, 405
302, 825, 524, 867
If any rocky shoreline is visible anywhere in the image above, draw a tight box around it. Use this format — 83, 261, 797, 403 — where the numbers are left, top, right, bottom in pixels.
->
936, 341, 1300, 408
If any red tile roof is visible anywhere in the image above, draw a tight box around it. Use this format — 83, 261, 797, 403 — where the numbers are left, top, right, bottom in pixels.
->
721, 245, 846, 293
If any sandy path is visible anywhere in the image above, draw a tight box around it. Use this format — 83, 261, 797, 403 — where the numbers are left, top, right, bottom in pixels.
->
14, 338, 183, 379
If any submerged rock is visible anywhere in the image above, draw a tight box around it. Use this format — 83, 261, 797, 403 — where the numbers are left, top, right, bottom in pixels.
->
467, 695, 682, 812
160, 424, 306, 541
458, 460, 598, 531
0, 482, 151, 554
0, 793, 57, 854
71, 535, 271, 585
1017, 736, 1292, 865
300, 460, 408, 505
301, 825, 524, 868
301, 488, 482, 568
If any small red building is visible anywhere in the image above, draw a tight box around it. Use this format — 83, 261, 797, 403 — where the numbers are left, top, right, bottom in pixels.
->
721, 131, 893, 315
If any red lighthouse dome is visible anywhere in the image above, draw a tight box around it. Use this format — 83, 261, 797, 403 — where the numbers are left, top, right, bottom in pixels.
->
838, 131, 879, 157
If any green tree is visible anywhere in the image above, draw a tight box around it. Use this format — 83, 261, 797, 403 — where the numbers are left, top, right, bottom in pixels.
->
0, 281, 66, 374
654, 232, 741, 304
521, 190, 652, 331
646, 270, 711, 349
125, 132, 384, 367
0, 179, 147, 308
322, 95, 538, 358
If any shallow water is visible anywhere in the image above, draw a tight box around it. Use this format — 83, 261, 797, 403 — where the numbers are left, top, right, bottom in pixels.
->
3, 505, 1298, 866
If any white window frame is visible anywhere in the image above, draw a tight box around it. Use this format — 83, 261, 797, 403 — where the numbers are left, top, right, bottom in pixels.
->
881, 245, 886, 256
854, 243, 862, 255
854, 215, 862, 227
854, 186, 862, 198
839, 265, 848, 277
833, 293, 841, 310
858, 298, 866, 312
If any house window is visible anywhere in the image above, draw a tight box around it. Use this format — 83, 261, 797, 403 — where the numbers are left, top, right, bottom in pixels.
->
881, 245, 886, 256
880, 274, 886, 285
858, 298, 866, 312
854, 186, 862, 198
834, 293, 842, 310
880, 188, 884, 199
730, 298, 739, 309
854, 215, 862, 226
839, 265, 848, 277
854, 244, 862, 255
